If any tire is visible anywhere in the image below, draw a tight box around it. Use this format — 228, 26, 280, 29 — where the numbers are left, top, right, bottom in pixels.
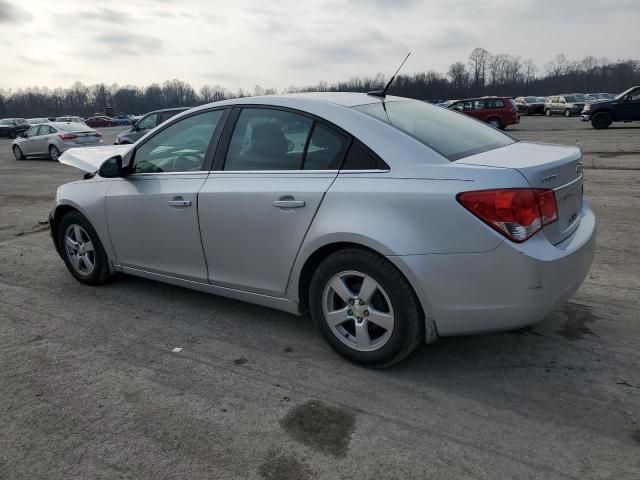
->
49, 145, 61, 162
13, 145, 25, 161
57, 211, 112, 286
545, 108, 552, 117
591, 112, 613, 130
525, 108, 530, 116
564, 109, 571, 117
9, 129, 16, 139
488, 117, 502, 129
308, 248, 424, 367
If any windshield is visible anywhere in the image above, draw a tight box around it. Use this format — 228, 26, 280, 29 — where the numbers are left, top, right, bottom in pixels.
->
564, 95, 580, 103
0, 119, 14, 125
353, 100, 515, 161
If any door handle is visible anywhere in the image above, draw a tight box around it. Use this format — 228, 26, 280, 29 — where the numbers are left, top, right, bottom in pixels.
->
273, 198, 305, 209
168, 197, 191, 208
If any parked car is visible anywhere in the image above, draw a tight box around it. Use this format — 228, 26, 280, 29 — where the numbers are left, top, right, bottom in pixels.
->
581, 85, 640, 129
113, 115, 133, 125
27, 117, 51, 124
56, 115, 86, 124
514, 96, 545, 115
448, 96, 519, 129
12, 122, 103, 161
114, 107, 189, 144
85, 116, 118, 128
544, 95, 586, 117
49, 93, 595, 366
0, 118, 30, 138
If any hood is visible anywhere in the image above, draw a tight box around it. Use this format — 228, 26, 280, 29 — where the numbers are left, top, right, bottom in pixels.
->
59, 144, 132, 173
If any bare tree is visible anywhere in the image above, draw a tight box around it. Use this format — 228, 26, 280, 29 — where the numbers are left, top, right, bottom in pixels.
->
468, 47, 490, 94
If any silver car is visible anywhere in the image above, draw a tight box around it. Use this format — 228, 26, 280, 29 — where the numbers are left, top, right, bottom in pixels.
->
49, 93, 596, 366
12, 122, 103, 161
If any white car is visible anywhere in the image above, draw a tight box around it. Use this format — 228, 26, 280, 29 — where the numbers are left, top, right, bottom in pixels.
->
49, 93, 596, 366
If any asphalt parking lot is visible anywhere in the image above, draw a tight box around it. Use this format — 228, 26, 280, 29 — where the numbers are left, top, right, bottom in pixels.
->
1, 118, 639, 479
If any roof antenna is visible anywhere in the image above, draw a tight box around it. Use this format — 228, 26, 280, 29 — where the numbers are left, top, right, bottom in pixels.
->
367, 52, 411, 98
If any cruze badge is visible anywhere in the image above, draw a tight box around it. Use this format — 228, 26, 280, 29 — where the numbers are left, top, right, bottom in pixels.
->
541, 174, 557, 183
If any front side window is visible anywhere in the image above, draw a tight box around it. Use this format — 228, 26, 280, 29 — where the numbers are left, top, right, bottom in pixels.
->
132, 110, 224, 173
224, 108, 313, 171
24, 126, 39, 137
137, 113, 158, 130
353, 100, 514, 161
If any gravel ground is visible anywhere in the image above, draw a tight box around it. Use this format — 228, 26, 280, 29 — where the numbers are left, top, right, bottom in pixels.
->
1, 117, 639, 479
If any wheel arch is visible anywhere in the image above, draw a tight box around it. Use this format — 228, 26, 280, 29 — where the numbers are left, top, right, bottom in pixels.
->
292, 238, 436, 338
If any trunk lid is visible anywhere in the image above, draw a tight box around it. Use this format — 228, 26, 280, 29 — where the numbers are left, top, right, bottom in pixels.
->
59, 144, 132, 173
457, 141, 583, 244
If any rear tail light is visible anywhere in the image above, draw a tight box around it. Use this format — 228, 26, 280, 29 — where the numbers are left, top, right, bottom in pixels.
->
58, 133, 77, 140
457, 188, 558, 243
94, 132, 102, 137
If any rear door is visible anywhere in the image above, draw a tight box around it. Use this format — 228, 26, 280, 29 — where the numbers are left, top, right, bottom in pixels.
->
105, 108, 228, 281
198, 107, 349, 296
31, 125, 53, 154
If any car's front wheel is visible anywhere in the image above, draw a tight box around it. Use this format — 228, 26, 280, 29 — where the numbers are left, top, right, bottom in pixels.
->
13, 145, 25, 161
309, 248, 423, 367
57, 211, 112, 285
49, 145, 61, 161
591, 111, 613, 129
545, 108, 552, 116
564, 109, 572, 117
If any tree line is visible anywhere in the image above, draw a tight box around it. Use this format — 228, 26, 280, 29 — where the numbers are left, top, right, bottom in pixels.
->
1, 49, 639, 118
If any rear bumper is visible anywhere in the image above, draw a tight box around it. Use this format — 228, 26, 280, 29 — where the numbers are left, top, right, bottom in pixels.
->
581, 114, 591, 121
389, 202, 596, 336
59, 141, 104, 152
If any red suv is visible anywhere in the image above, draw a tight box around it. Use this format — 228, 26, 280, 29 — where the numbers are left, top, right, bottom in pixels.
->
448, 97, 519, 130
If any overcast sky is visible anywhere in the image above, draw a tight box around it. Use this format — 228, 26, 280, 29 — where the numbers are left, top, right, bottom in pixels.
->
1, 0, 638, 92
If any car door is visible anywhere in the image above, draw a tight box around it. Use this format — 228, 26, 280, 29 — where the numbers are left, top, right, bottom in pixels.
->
19, 126, 41, 154
105, 108, 228, 281
31, 125, 53, 155
198, 107, 350, 296
615, 87, 640, 121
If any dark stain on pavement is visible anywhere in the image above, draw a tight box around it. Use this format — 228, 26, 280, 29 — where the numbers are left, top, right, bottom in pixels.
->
632, 429, 640, 446
258, 451, 313, 480
556, 302, 598, 340
233, 357, 248, 365
280, 400, 356, 457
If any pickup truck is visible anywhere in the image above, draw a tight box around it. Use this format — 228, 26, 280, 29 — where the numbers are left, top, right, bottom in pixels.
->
581, 86, 640, 129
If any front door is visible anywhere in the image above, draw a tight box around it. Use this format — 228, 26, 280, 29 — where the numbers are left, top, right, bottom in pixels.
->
19, 126, 41, 155
105, 109, 227, 281
198, 107, 349, 296
615, 87, 640, 121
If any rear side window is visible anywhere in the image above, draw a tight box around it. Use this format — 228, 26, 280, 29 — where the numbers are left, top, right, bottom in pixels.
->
224, 108, 313, 171
342, 142, 387, 170
303, 123, 348, 170
485, 99, 505, 108
354, 100, 514, 161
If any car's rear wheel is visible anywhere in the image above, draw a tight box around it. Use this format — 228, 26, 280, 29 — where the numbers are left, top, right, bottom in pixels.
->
57, 211, 112, 285
49, 145, 61, 161
488, 117, 502, 129
564, 109, 571, 117
13, 145, 24, 161
9, 130, 16, 139
309, 248, 423, 367
591, 112, 613, 129
545, 108, 552, 116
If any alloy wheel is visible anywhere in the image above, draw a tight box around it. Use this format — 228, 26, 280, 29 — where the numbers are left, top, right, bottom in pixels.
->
322, 270, 395, 352
50, 146, 60, 161
64, 224, 96, 276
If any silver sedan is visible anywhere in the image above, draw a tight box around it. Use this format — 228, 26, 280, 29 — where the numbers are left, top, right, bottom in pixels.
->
49, 93, 596, 366
12, 122, 103, 161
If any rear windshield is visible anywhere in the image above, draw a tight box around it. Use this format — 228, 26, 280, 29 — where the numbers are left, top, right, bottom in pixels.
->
525, 97, 538, 102
56, 122, 92, 132
353, 100, 515, 161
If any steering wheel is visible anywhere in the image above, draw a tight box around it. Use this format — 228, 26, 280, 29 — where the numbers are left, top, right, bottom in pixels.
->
185, 137, 208, 151
171, 153, 202, 172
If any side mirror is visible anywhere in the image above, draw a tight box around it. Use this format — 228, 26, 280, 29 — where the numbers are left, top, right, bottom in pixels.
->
98, 155, 125, 178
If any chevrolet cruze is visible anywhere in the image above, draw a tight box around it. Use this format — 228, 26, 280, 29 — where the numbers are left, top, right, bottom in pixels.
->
50, 93, 596, 366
